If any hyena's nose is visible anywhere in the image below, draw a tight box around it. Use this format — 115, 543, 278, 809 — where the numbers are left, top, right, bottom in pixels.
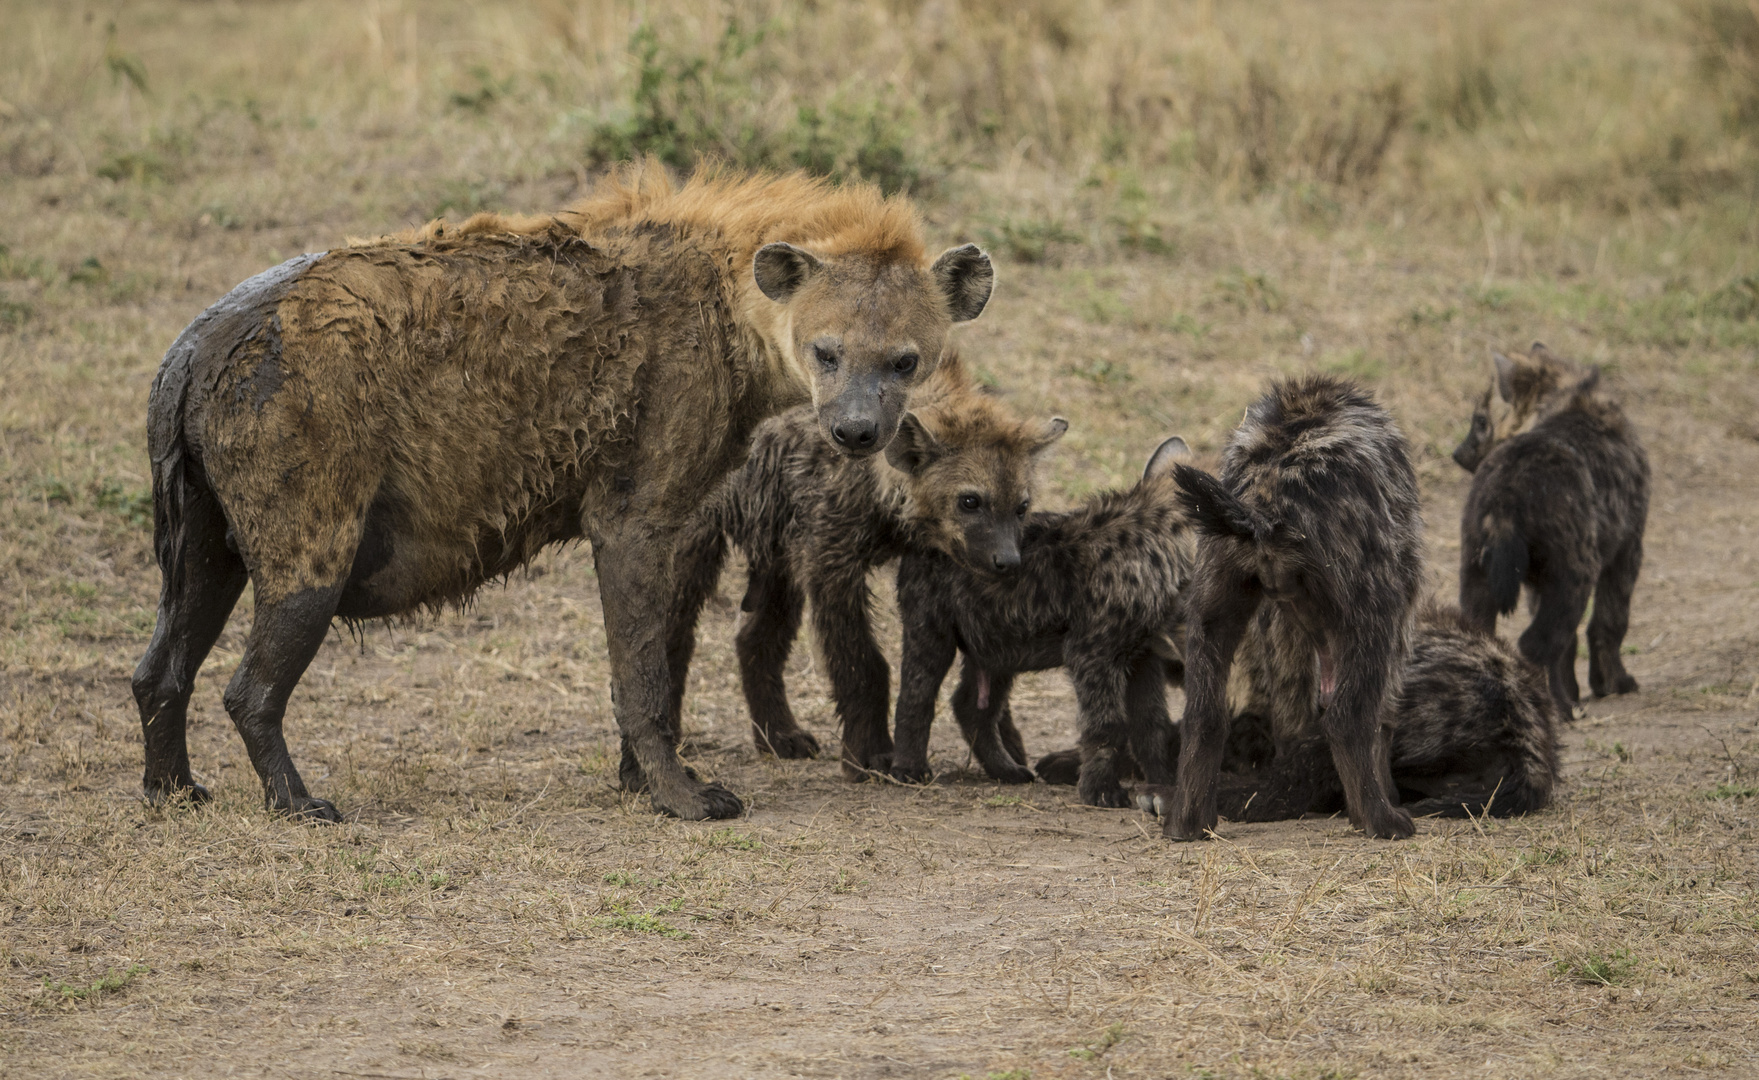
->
992, 548, 1021, 572
832, 418, 878, 449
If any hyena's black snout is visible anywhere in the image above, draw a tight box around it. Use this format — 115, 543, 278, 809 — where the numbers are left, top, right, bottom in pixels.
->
831, 416, 879, 451
1452, 440, 1479, 472
991, 545, 1021, 572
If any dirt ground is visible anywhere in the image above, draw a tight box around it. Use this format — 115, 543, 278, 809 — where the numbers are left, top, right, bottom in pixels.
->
5, 3, 1759, 1077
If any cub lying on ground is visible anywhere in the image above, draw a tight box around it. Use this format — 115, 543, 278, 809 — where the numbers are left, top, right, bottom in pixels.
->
888, 435, 1195, 806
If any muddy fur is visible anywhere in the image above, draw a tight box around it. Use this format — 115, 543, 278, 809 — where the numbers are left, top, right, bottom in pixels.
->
665, 352, 1059, 776
1202, 602, 1559, 820
1453, 342, 1649, 720
889, 436, 1196, 806
133, 162, 995, 822
1159, 375, 1424, 840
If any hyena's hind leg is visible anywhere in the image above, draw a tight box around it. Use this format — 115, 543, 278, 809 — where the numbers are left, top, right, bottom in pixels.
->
1519, 574, 1593, 720
132, 469, 248, 805
221, 581, 347, 821
734, 563, 819, 759
949, 661, 1032, 783
1587, 539, 1642, 698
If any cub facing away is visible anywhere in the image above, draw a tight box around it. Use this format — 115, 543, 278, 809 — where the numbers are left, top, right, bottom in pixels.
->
888, 434, 1196, 806
1453, 342, 1649, 720
1164, 375, 1425, 840
1199, 601, 1560, 821
668, 353, 1066, 776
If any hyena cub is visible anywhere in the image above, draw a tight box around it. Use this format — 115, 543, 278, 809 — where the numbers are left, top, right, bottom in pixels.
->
1210, 601, 1559, 819
1161, 375, 1425, 840
668, 352, 1066, 776
1453, 342, 1649, 720
889, 436, 1195, 806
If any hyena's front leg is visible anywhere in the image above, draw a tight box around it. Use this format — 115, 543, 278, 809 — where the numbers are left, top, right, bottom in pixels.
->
597, 525, 743, 821
1164, 568, 1260, 840
950, 661, 1032, 783
888, 613, 958, 784
810, 568, 894, 779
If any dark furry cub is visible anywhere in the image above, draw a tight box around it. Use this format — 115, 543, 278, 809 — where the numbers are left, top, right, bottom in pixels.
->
1159, 375, 1425, 840
1207, 602, 1560, 820
889, 436, 1196, 806
1453, 342, 1649, 720
667, 353, 1067, 777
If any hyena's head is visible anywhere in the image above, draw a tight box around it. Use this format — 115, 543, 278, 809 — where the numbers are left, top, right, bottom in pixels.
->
754, 242, 994, 458
1452, 341, 1582, 472
887, 396, 1067, 575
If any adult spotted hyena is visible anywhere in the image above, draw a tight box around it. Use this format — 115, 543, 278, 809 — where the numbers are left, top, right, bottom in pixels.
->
665, 351, 1055, 776
1163, 376, 1424, 840
1189, 601, 1559, 820
1453, 342, 1649, 720
133, 164, 994, 821
889, 435, 1194, 805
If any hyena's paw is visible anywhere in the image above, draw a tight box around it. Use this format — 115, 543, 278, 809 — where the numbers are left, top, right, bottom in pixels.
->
1078, 778, 1131, 809
1359, 803, 1415, 841
1031, 748, 1082, 786
1133, 784, 1176, 818
144, 780, 211, 808
655, 782, 746, 821
984, 759, 1036, 785
888, 762, 934, 786
754, 725, 821, 759
1161, 806, 1218, 842
275, 796, 342, 824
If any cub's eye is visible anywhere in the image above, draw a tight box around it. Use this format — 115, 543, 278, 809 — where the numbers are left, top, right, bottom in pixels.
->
959, 494, 982, 511
1016, 500, 1030, 517
814, 344, 839, 371
893, 352, 919, 376
1473, 416, 1487, 430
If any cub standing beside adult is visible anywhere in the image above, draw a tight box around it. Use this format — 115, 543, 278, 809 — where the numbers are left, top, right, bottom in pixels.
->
1452, 342, 1649, 720
132, 163, 995, 822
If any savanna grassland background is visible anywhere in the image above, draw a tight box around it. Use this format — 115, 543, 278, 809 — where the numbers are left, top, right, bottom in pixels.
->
4, 2, 1759, 1077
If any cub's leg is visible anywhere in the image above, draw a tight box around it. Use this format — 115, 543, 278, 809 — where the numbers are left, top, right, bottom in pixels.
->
1315, 623, 1414, 840
1164, 569, 1261, 840
1518, 575, 1593, 720
663, 526, 729, 747
132, 471, 248, 807
1065, 647, 1136, 809
888, 613, 958, 784
810, 567, 893, 778
1124, 655, 1177, 788
949, 662, 1032, 783
734, 565, 819, 759
1587, 539, 1642, 698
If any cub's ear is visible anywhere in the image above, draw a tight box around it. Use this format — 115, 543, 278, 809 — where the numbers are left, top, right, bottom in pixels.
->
885, 413, 948, 476
1142, 435, 1191, 481
1032, 416, 1069, 454
754, 243, 824, 303
931, 244, 994, 323
1491, 351, 1519, 403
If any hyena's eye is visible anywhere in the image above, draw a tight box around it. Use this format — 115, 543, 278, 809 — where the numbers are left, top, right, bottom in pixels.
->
959, 493, 982, 511
893, 352, 919, 376
1473, 415, 1487, 431
813, 344, 839, 372
1016, 500, 1029, 517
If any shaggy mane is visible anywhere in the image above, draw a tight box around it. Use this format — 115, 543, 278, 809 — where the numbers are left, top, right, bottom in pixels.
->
358, 159, 928, 267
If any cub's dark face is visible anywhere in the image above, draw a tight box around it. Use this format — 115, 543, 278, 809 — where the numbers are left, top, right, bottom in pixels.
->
754, 243, 994, 457
1452, 344, 1576, 472
1451, 385, 1500, 473
888, 412, 1067, 575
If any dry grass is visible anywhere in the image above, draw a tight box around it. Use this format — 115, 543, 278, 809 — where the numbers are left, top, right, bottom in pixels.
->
3, 1, 1759, 1076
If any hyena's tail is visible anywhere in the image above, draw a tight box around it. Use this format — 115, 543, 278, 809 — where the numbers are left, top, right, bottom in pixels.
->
1172, 463, 1265, 543
1480, 519, 1529, 617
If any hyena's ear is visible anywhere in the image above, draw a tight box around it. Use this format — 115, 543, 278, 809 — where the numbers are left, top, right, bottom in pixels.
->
754, 243, 824, 303
1492, 351, 1520, 403
931, 244, 994, 323
885, 413, 948, 475
1142, 435, 1191, 482
1031, 417, 1069, 454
